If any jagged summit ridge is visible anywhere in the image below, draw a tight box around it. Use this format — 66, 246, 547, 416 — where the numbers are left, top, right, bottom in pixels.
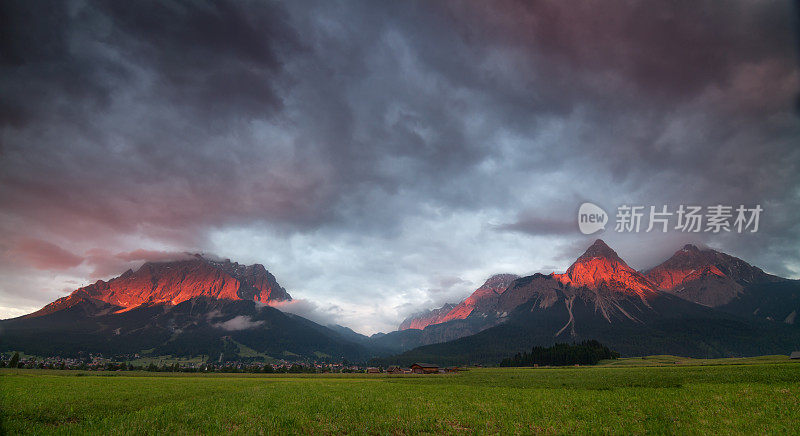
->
29, 255, 291, 318
482, 273, 520, 288
575, 239, 623, 262
399, 303, 458, 330
554, 239, 658, 297
645, 244, 783, 306
397, 273, 519, 330
399, 240, 665, 332
646, 244, 781, 289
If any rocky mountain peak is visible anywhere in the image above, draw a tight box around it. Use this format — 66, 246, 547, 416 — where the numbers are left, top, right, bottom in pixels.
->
398, 303, 458, 330
576, 239, 621, 262
557, 239, 657, 296
28, 255, 291, 318
482, 273, 520, 289
646, 244, 782, 291
397, 273, 519, 330
681, 244, 701, 252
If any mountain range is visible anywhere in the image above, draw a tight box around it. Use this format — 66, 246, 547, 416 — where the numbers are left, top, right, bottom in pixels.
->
1, 240, 798, 364
0, 256, 371, 361
382, 240, 800, 364
30, 255, 292, 318
398, 241, 798, 332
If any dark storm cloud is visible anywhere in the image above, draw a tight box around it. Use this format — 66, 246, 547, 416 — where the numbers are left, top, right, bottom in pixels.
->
0, 0, 326, 246
1, 0, 799, 323
0, 0, 297, 126
495, 214, 574, 236
450, 0, 797, 99
436, 0, 800, 274
94, 0, 299, 116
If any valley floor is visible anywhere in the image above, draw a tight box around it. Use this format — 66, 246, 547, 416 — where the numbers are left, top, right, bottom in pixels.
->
2, 357, 799, 434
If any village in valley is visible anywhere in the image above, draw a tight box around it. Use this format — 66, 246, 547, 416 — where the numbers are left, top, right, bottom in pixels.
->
0, 352, 461, 375
368, 363, 459, 374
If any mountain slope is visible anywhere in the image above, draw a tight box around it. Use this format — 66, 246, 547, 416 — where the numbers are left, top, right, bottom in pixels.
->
442, 274, 520, 321
0, 296, 371, 361
378, 274, 522, 351
0, 257, 377, 361
399, 303, 457, 330
377, 240, 800, 365
554, 239, 658, 297
646, 244, 781, 292
383, 294, 800, 365
398, 274, 519, 331
385, 241, 664, 353
717, 280, 800, 325
29, 255, 292, 318
645, 244, 798, 323
372, 316, 493, 352
496, 240, 664, 329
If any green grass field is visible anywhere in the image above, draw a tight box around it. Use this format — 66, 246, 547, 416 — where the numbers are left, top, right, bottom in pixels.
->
2, 357, 799, 434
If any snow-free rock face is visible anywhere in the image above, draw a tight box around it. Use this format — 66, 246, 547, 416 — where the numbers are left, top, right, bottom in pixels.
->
495, 240, 665, 333
397, 274, 519, 330
399, 303, 458, 330
398, 240, 665, 333
647, 244, 779, 288
439, 273, 520, 321
29, 255, 291, 317
645, 244, 782, 306
554, 239, 659, 297
389, 239, 750, 359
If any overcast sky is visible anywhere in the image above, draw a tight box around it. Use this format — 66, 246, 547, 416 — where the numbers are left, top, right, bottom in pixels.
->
1, 0, 799, 334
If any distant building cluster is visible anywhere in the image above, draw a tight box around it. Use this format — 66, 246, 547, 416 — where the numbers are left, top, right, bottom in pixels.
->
0, 352, 460, 375
367, 364, 461, 374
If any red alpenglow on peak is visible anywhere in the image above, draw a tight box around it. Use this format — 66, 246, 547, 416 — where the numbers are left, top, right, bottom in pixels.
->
398, 274, 519, 330
646, 244, 781, 290
398, 303, 457, 330
30, 255, 292, 317
643, 243, 784, 307
554, 239, 658, 297
440, 273, 520, 322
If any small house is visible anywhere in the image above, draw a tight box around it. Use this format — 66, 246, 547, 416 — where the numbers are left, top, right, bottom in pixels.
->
790, 351, 800, 359
366, 367, 380, 373
386, 366, 403, 374
410, 363, 439, 374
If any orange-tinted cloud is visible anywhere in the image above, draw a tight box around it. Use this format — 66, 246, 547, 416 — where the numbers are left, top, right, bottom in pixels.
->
10, 238, 84, 270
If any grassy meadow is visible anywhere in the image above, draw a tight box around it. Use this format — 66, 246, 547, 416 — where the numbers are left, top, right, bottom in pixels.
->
2, 356, 799, 434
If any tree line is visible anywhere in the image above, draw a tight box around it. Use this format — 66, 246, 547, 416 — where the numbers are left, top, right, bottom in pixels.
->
499, 340, 619, 367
